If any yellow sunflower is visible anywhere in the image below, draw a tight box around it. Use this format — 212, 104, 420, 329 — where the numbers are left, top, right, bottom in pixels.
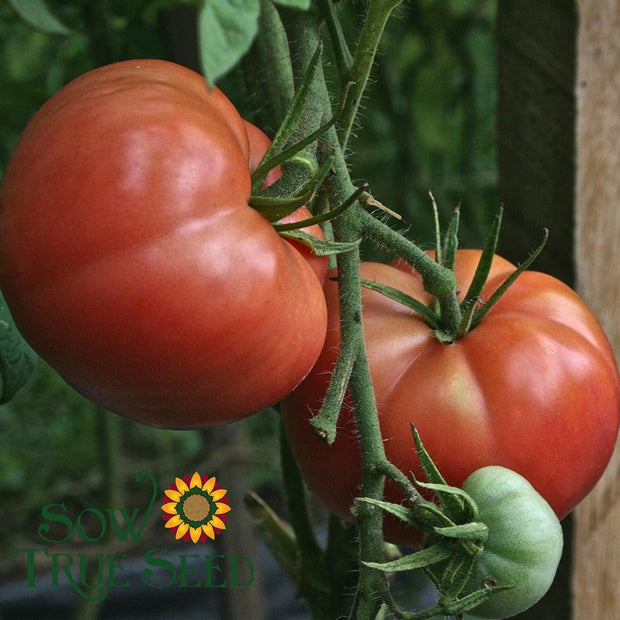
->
161, 472, 231, 543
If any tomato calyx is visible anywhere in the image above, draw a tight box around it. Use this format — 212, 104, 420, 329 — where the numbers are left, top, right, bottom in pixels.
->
362, 203, 549, 344
359, 426, 515, 618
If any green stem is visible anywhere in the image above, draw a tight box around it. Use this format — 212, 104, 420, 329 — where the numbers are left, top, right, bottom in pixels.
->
338, 0, 405, 150
318, 0, 353, 81
359, 209, 457, 298
374, 460, 424, 506
243, 0, 295, 130
279, 421, 332, 618
309, 333, 356, 443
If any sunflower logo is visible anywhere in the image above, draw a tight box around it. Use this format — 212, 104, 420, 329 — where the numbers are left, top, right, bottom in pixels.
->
161, 472, 231, 543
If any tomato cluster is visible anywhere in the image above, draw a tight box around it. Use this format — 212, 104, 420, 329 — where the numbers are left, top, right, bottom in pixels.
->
0, 59, 328, 428
282, 251, 620, 546
2, 63, 619, 610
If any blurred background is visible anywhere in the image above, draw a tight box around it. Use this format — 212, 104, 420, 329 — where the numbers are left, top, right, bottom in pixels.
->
0, 1, 530, 619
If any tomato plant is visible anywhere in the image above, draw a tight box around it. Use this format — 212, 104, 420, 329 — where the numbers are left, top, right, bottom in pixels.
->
0, 59, 328, 429
458, 466, 563, 619
282, 250, 620, 545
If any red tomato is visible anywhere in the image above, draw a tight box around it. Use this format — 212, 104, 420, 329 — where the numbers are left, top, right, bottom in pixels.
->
282, 251, 620, 545
0, 59, 328, 428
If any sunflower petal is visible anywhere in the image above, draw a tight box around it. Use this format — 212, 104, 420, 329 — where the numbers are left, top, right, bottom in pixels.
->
215, 502, 231, 514
210, 515, 227, 530
190, 472, 202, 489
210, 488, 228, 502
175, 522, 189, 539
165, 514, 182, 529
165, 490, 181, 502
190, 526, 202, 544
202, 476, 216, 494
161, 502, 179, 515
202, 522, 215, 540
175, 477, 189, 494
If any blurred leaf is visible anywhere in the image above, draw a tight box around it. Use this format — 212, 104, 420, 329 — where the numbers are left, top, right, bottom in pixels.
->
244, 491, 299, 583
198, 0, 260, 86
0, 290, 37, 403
7, 0, 71, 35
274, 0, 310, 8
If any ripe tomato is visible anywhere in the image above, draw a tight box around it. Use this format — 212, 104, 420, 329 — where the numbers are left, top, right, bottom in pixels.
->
459, 466, 563, 619
282, 251, 620, 545
0, 59, 328, 428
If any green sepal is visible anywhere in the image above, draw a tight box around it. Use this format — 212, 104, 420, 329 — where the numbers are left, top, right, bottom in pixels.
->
442, 204, 461, 271
470, 227, 549, 329
411, 424, 469, 520
244, 492, 299, 584
273, 178, 360, 232
360, 280, 440, 329
433, 521, 488, 542
429, 190, 442, 264
354, 496, 424, 528
436, 551, 476, 600
441, 583, 516, 615
250, 184, 316, 221
0, 291, 37, 403
363, 543, 452, 573
411, 478, 480, 523
460, 205, 503, 310
280, 230, 360, 256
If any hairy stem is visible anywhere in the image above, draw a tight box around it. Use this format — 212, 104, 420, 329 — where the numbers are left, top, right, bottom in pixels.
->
338, 0, 405, 150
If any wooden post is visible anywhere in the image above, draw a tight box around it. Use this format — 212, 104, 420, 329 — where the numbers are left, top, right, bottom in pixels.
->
496, 2, 577, 616
497, 0, 577, 284
573, 2, 620, 617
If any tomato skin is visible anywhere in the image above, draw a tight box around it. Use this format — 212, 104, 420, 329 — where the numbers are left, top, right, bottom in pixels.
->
282, 251, 620, 545
0, 59, 327, 428
460, 466, 563, 619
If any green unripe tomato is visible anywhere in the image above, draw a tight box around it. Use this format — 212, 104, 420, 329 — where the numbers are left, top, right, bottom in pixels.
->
463, 466, 563, 619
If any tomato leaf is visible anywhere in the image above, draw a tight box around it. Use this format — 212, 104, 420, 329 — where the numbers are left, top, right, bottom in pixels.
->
198, 0, 260, 86
7, 0, 71, 35
0, 291, 37, 403
243, 492, 299, 584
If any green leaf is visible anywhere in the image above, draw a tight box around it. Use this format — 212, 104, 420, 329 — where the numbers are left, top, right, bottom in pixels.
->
0, 291, 37, 403
274, 0, 311, 8
198, 0, 260, 86
243, 491, 299, 584
7, 0, 71, 35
